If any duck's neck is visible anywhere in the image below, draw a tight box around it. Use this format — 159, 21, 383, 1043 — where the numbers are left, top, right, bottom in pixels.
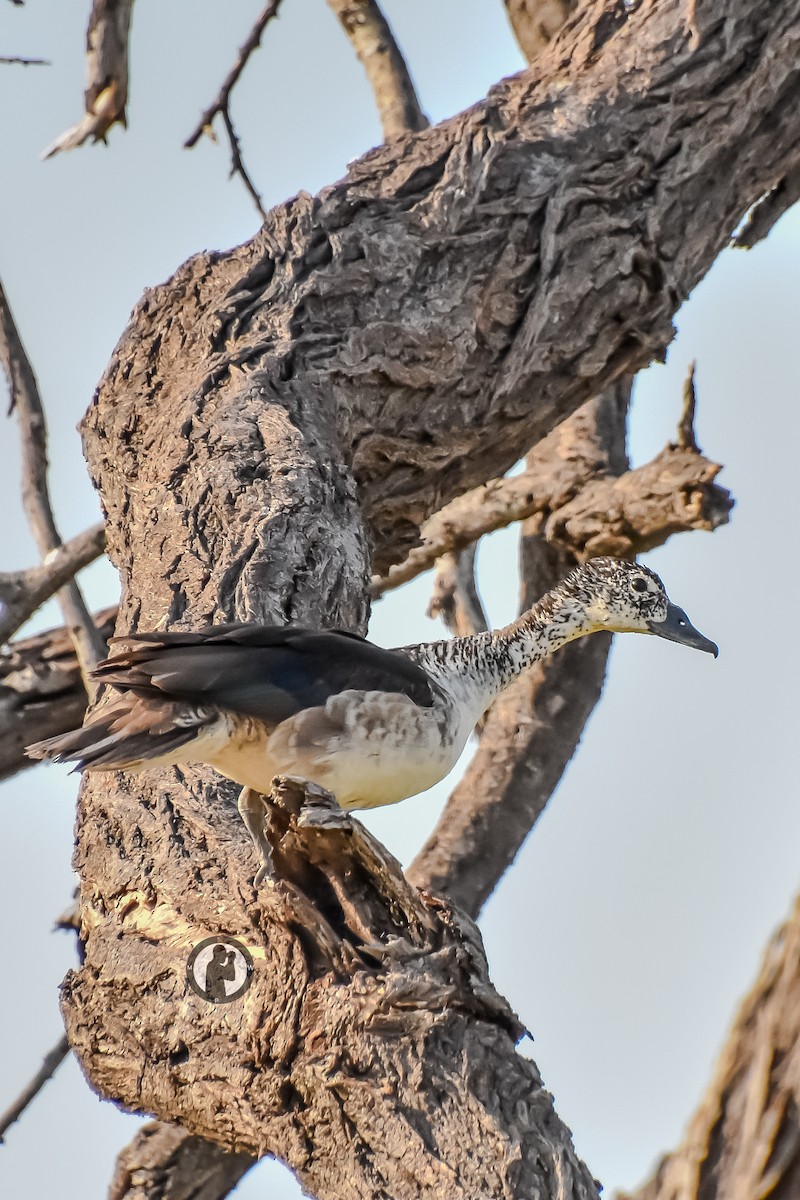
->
415, 584, 592, 710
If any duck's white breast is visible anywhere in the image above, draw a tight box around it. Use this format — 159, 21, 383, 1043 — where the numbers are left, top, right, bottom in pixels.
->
208, 689, 474, 809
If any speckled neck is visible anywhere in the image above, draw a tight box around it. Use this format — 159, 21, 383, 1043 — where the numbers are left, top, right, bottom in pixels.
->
407, 584, 590, 711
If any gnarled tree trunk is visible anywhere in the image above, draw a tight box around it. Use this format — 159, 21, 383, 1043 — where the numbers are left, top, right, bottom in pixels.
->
58, 1, 800, 1196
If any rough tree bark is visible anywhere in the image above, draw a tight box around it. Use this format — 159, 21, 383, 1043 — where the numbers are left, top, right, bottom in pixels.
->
624, 889, 800, 1200
38, 1, 800, 1197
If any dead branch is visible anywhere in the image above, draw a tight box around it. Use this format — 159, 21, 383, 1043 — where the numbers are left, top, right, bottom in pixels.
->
734, 158, 800, 249
327, 0, 428, 140
0, 1034, 70, 1143
219, 105, 267, 221
374, 427, 732, 598
184, 0, 283, 218
0, 276, 107, 683
41, 0, 133, 159
108, 1123, 253, 1200
623, 888, 800, 1200
0, 56, 49, 66
678, 362, 700, 452
504, 0, 578, 62
0, 522, 105, 646
427, 545, 488, 637
0, 608, 116, 783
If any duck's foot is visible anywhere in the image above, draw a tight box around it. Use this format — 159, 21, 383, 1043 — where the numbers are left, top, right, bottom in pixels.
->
237, 786, 273, 885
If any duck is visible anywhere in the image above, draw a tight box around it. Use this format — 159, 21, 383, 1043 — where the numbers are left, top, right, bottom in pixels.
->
27, 557, 717, 881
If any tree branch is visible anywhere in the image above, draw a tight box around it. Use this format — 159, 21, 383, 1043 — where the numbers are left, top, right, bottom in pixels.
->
0, 56, 50, 66
734, 157, 800, 249
408, 382, 630, 914
503, 0, 578, 62
0, 523, 105, 646
183, 0, 283, 218
327, 0, 428, 140
427, 545, 488, 637
409, 377, 732, 918
108, 1123, 253, 1200
184, 1, 284, 149
70, 0, 795, 580
0, 1035, 70, 1144
41, 0, 133, 159
624, 888, 800, 1200
0, 276, 107, 682
0, 608, 117, 783
34, 1, 791, 1194
374, 422, 732, 598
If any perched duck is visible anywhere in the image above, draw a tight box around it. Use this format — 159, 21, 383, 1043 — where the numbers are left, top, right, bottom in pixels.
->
28, 557, 717, 879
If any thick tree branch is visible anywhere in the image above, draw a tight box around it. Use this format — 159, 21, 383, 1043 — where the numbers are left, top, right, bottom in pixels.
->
76, 0, 798, 580
375, 426, 731, 597
32, 2, 791, 1195
624, 888, 800, 1200
327, 0, 428, 140
41, 0, 133, 159
108, 1124, 253, 1200
0, 277, 107, 681
0, 523, 105, 646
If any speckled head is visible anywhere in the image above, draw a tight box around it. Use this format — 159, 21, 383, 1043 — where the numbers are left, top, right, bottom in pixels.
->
560, 557, 719, 656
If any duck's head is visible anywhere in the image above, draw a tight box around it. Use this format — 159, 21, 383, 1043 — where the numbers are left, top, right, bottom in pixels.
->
563, 557, 718, 656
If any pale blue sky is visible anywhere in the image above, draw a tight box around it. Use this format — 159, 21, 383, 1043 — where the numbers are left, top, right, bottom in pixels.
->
1, 4, 799, 1198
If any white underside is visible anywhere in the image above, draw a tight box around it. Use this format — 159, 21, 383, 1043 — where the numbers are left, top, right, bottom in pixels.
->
125, 686, 485, 810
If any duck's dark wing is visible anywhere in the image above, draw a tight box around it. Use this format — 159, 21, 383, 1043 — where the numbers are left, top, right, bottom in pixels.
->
93, 623, 435, 724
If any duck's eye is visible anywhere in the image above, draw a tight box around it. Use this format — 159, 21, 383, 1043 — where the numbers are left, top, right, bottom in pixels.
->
631, 577, 648, 593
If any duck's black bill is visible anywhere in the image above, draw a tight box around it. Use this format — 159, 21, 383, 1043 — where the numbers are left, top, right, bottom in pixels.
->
647, 603, 718, 657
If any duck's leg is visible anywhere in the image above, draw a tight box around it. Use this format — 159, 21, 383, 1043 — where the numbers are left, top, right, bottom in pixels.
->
237, 787, 273, 885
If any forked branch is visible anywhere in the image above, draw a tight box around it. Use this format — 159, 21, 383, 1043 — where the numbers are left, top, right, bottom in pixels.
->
0, 276, 107, 683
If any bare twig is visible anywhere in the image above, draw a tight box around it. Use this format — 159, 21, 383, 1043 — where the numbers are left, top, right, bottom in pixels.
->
327, 0, 428, 140
0, 56, 50, 66
41, 0, 133, 159
0, 1034, 70, 1143
0, 276, 107, 683
220, 106, 267, 221
184, 1, 283, 219
0, 522, 105, 645
184, 1, 284, 149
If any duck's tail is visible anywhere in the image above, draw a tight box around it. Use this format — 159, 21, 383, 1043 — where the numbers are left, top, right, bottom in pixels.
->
26, 698, 217, 773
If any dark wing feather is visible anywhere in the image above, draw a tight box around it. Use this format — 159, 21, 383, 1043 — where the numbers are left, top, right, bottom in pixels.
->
93, 623, 435, 725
